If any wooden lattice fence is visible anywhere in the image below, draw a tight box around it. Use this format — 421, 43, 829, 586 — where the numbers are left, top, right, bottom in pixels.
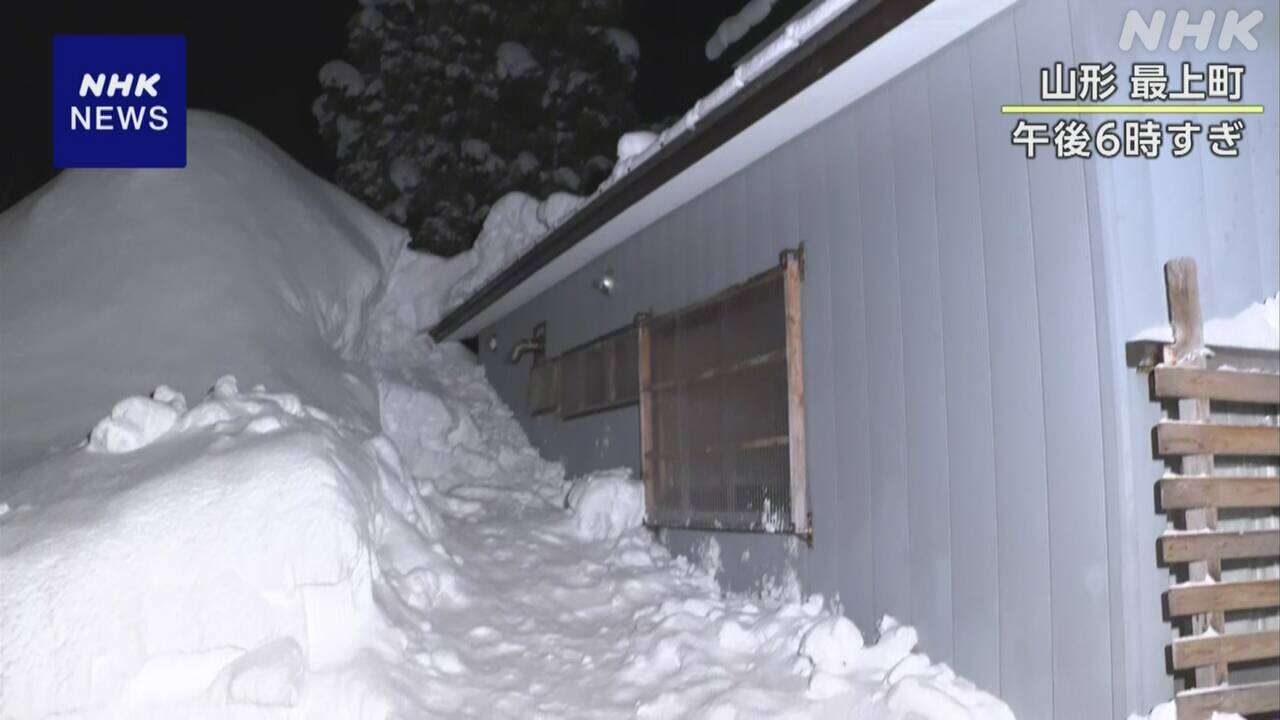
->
1148, 258, 1280, 719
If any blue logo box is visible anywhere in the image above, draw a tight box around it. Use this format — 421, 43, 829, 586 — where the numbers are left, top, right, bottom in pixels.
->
53, 35, 186, 168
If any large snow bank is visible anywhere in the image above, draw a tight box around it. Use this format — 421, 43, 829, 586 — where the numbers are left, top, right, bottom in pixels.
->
0, 110, 408, 473
1, 376, 443, 717
1136, 292, 1280, 350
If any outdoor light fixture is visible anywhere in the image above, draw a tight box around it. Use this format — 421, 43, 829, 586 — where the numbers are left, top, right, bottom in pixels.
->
487, 334, 499, 352
594, 270, 616, 296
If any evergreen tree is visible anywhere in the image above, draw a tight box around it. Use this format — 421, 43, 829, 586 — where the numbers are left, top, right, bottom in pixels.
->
314, 0, 640, 256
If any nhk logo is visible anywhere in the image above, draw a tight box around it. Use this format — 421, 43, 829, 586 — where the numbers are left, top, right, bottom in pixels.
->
53, 35, 186, 168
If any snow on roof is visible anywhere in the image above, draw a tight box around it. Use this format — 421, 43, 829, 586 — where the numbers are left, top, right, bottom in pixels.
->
437, 0, 1019, 339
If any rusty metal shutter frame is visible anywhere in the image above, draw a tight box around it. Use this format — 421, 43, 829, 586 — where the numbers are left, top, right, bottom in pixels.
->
639, 248, 810, 538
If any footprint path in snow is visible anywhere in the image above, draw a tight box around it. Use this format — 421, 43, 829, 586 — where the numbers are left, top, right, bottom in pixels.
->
374, 343, 1013, 720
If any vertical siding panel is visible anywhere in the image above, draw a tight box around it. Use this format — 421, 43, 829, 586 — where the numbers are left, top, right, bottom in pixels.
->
706, 183, 733, 294
928, 39, 1001, 695
652, 215, 679, 314
726, 172, 753, 284
772, 147, 801, 256
890, 70, 954, 662
968, 14, 1055, 717
1198, 88, 1263, 314
1245, 0, 1280, 286
1014, 1, 1114, 716
795, 128, 835, 596
742, 158, 770, 275
856, 96, 911, 620
825, 105, 876, 629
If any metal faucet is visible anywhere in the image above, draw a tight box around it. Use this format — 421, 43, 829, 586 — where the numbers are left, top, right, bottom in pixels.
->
508, 322, 547, 364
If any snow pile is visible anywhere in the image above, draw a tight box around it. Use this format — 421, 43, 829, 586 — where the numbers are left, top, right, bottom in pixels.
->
0, 110, 407, 473
443, 190, 585, 309
1, 375, 442, 718
802, 616, 1015, 719
706, 0, 778, 61
1136, 292, 1280, 350
368, 341, 1017, 719
565, 467, 645, 541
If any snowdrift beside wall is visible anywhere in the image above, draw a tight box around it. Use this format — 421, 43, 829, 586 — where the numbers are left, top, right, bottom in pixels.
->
0, 111, 408, 473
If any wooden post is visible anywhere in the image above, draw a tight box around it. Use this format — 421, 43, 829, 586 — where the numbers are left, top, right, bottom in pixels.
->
783, 249, 810, 539
1163, 257, 1226, 687
637, 313, 657, 523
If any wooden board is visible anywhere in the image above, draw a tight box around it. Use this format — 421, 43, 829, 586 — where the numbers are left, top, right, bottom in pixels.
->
1167, 579, 1280, 616
1171, 630, 1280, 670
1154, 365, 1280, 404
526, 359, 561, 415
1156, 422, 1280, 457
1159, 529, 1280, 563
1176, 680, 1280, 719
637, 317, 656, 521
1162, 257, 1226, 686
783, 250, 810, 538
1159, 475, 1280, 510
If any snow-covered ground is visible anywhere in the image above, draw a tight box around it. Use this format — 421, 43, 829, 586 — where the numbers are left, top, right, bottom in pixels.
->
0, 112, 1022, 718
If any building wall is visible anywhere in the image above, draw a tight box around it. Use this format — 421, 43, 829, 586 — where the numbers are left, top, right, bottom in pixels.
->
479, 1, 1279, 717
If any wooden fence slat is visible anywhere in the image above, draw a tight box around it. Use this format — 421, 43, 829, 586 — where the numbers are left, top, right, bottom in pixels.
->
1154, 365, 1280, 404
1167, 579, 1280, 616
1160, 475, 1280, 510
1176, 680, 1280, 719
1156, 422, 1280, 457
1160, 529, 1280, 563
1171, 630, 1280, 670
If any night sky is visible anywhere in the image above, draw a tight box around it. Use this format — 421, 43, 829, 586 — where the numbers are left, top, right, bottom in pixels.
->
1, 0, 811, 213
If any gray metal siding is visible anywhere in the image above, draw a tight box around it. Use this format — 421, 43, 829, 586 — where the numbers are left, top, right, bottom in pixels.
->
478, 1, 1279, 717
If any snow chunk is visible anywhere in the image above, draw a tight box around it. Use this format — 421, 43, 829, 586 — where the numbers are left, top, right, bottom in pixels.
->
495, 41, 540, 79
565, 467, 644, 541
706, 0, 778, 61
444, 191, 586, 310
604, 28, 640, 63
388, 156, 420, 192
1136, 292, 1280, 350
617, 130, 658, 162
318, 60, 365, 97
802, 616, 1016, 719
87, 386, 187, 453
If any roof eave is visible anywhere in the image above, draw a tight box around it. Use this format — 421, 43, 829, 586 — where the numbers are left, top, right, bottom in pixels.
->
429, 0, 933, 342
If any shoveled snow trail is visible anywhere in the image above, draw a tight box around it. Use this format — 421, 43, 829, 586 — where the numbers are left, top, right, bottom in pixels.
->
369, 343, 1014, 719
